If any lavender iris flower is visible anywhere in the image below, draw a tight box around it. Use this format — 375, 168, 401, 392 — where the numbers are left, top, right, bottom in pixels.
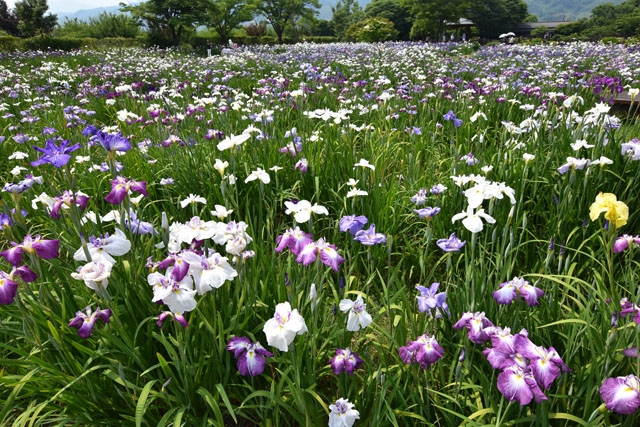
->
415, 283, 448, 317
339, 215, 368, 235
436, 233, 466, 252
353, 224, 387, 245
30, 138, 81, 168
413, 207, 440, 218
614, 235, 640, 253
96, 131, 131, 152
443, 110, 463, 127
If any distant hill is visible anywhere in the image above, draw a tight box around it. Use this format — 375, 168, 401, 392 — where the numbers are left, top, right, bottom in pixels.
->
524, 0, 626, 21
57, 5, 133, 22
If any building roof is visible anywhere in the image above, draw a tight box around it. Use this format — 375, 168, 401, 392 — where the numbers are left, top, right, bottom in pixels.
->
445, 18, 475, 26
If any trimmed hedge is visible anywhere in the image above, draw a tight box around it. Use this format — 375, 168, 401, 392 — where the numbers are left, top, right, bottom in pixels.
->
0, 36, 143, 52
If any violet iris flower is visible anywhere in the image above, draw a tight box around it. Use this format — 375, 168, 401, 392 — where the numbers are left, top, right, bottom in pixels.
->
96, 131, 131, 152
275, 226, 313, 255
600, 375, 640, 414
413, 207, 440, 218
50, 191, 90, 218
415, 283, 448, 317
68, 306, 112, 338
330, 348, 363, 375
492, 277, 544, 306
105, 176, 148, 204
30, 138, 81, 168
157, 311, 189, 328
226, 337, 273, 376
339, 215, 368, 235
353, 224, 387, 245
399, 334, 444, 370
296, 238, 345, 272
126, 210, 157, 235
294, 158, 308, 173
514, 335, 571, 390
614, 234, 640, 253
1, 235, 60, 265
436, 233, 466, 252
443, 110, 463, 127
0, 266, 36, 305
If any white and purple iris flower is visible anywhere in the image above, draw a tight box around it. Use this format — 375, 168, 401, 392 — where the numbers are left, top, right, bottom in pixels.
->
105, 176, 148, 205
330, 348, 363, 375
296, 238, 345, 272
497, 365, 548, 405
262, 302, 308, 352
398, 334, 444, 370
328, 398, 359, 427
411, 189, 428, 205
147, 269, 197, 313
182, 250, 237, 295
68, 306, 112, 338
492, 277, 544, 306
453, 312, 494, 344
339, 295, 372, 331
73, 228, 131, 264
600, 374, 640, 414
1, 235, 60, 266
227, 337, 273, 376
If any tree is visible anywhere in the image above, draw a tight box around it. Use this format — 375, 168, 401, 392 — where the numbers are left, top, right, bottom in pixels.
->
523, 13, 538, 22
253, 0, 320, 44
331, 0, 363, 40
467, 0, 528, 38
345, 16, 398, 41
202, 0, 254, 43
122, 0, 207, 46
365, 0, 413, 40
0, 0, 20, 35
15, 0, 56, 37
406, 0, 474, 40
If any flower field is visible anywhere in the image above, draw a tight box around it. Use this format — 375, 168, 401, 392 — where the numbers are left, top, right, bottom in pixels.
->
1, 41, 640, 425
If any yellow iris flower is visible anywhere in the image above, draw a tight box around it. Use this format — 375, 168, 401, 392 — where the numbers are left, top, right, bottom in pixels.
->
589, 192, 629, 228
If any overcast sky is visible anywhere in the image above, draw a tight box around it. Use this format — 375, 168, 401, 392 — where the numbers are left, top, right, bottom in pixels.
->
6, 0, 135, 13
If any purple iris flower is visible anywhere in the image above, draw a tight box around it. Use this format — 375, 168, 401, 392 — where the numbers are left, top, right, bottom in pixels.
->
353, 224, 387, 245
68, 306, 112, 338
0, 266, 35, 305
12, 133, 30, 144
614, 235, 640, 253
415, 283, 448, 317
330, 348, 363, 375
492, 277, 544, 306
413, 207, 440, 218
339, 215, 368, 235
514, 335, 571, 390
157, 311, 189, 328
443, 110, 463, 127
600, 375, 640, 414
275, 226, 314, 256
96, 131, 131, 152
42, 126, 57, 135
50, 191, 90, 218
436, 233, 466, 252
1, 235, 60, 266
82, 124, 99, 136
126, 210, 157, 235
399, 334, 444, 370
30, 138, 81, 168
226, 337, 273, 376
105, 176, 148, 204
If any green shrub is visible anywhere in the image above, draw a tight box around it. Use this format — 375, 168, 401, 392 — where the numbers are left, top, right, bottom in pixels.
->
346, 17, 398, 42
300, 36, 337, 43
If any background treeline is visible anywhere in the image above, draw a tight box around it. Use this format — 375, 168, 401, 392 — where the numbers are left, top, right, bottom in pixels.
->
0, 0, 638, 51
